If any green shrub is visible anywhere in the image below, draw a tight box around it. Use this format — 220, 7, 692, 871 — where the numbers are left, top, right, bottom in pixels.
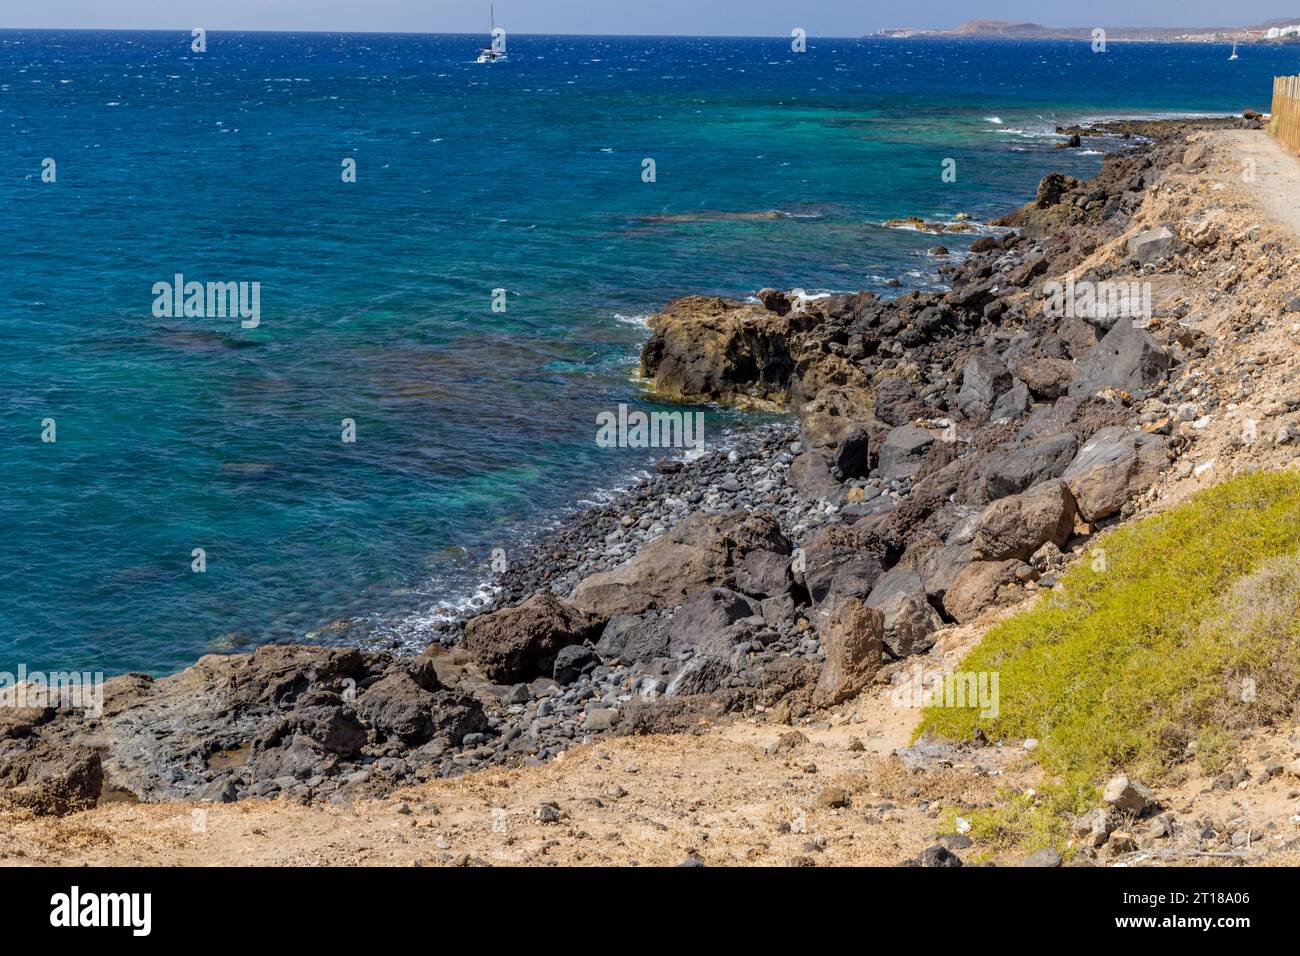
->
917, 470, 1300, 835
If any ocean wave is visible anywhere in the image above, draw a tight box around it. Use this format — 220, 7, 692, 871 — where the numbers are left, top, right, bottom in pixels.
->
393, 579, 503, 640
632, 208, 823, 224
879, 218, 1012, 237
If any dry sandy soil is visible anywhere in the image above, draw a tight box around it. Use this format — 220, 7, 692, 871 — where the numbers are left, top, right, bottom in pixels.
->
7, 128, 1300, 867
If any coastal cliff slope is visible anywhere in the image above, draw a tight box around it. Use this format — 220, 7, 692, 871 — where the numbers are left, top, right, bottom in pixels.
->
6, 117, 1300, 866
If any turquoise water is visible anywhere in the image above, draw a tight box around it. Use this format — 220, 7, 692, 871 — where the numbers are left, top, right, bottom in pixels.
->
0, 31, 1289, 674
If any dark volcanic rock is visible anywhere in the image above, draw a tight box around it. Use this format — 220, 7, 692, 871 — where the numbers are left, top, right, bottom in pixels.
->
831, 426, 872, 481
990, 379, 1030, 423
970, 432, 1078, 502
272, 690, 368, 754
912, 844, 963, 867
957, 353, 1012, 421
1071, 318, 1171, 399
569, 510, 788, 617
798, 525, 888, 606
877, 425, 936, 480
733, 549, 793, 599
1062, 426, 1169, 521
668, 588, 758, 656
594, 612, 672, 663
465, 593, 599, 684
874, 376, 925, 427
865, 568, 942, 658
552, 644, 599, 685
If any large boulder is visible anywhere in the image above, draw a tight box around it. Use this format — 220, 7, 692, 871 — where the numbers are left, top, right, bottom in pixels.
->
569, 510, 788, 617
942, 560, 1027, 624
812, 598, 885, 708
251, 690, 371, 778
957, 353, 1012, 421
874, 376, 925, 427
865, 568, 943, 658
552, 645, 599, 685
665, 656, 733, 698
831, 426, 872, 481
1126, 225, 1176, 265
788, 449, 842, 500
1014, 357, 1075, 400
594, 612, 671, 663
916, 542, 975, 606
465, 592, 599, 683
877, 425, 935, 481
990, 379, 1031, 423
272, 690, 368, 755
353, 672, 486, 747
733, 549, 792, 598
1070, 318, 1170, 400
797, 525, 888, 606
1062, 426, 1169, 522
639, 295, 812, 406
667, 588, 759, 656
970, 480, 1077, 561
970, 433, 1078, 502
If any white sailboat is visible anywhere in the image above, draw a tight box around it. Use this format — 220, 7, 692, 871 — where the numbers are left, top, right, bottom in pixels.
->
1230, 42, 1239, 60
476, 4, 506, 63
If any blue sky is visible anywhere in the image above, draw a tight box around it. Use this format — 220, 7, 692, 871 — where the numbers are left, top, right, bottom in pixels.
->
5, 1, 1295, 34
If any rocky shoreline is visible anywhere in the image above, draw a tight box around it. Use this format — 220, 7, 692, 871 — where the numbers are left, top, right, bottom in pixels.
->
0, 113, 1266, 818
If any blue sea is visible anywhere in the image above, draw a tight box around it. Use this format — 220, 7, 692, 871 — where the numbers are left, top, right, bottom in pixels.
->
0, 30, 1291, 674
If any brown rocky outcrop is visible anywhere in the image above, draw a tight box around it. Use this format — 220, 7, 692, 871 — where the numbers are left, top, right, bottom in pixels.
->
464, 592, 599, 683
569, 510, 789, 617
638, 295, 817, 407
811, 598, 885, 708
0, 741, 103, 816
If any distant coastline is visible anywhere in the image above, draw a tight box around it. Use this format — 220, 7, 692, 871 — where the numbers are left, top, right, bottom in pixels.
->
875, 18, 1300, 44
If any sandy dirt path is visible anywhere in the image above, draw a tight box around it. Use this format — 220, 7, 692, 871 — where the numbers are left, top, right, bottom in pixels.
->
1224, 128, 1300, 238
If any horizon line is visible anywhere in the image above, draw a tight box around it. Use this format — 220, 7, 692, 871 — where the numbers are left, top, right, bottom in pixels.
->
0, 26, 1261, 40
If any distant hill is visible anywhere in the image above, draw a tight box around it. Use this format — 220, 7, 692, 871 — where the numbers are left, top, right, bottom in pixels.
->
877, 19, 1281, 42
951, 20, 1049, 36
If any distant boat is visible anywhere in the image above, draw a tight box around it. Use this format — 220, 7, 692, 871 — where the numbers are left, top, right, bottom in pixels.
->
1230, 42, 1239, 60
477, 4, 506, 63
